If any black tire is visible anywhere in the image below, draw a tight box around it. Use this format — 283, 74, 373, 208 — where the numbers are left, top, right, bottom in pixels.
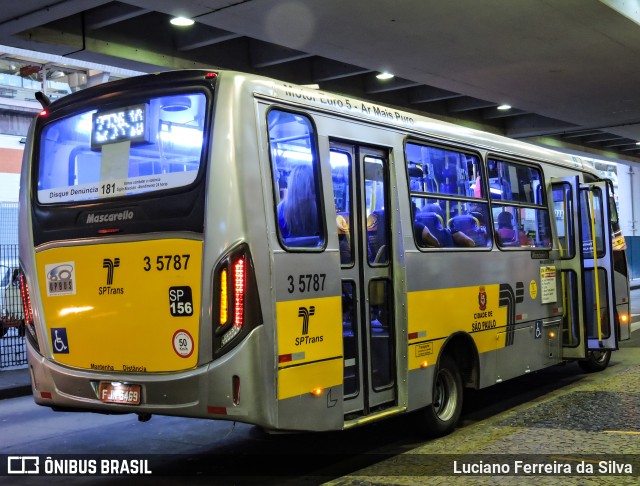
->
421, 354, 463, 437
578, 349, 611, 373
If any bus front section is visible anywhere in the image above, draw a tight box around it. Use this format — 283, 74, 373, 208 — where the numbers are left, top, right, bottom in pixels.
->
19, 71, 265, 423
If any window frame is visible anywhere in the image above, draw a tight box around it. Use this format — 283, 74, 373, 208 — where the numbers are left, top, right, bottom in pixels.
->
34, 86, 212, 206
266, 106, 327, 252
403, 137, 492, 251
486, 154, 552, 251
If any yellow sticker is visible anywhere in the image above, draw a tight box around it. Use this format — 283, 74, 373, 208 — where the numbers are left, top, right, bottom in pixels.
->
530, 280, 538, 300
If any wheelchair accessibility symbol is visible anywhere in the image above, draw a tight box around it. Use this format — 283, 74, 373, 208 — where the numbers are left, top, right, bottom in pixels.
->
534, 320, 542, 340
50, 328, 69, 353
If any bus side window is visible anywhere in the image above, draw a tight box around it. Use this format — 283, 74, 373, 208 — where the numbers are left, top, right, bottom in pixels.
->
405, 141, 492, 249
268, 110, 325, 249
488, 158, 552, 250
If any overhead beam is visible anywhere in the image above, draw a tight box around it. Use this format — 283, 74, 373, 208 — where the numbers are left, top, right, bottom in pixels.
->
14, 26, 212, 72
481, 108, 529, 120
364, 76, 420, 94
249, 40, 313, 68
176, 24, 241, 51
447, 97, 497, 113
85, 3, 150, 30
311, 58, 371, 82
0, 0, 109, 37
604, 139, 637, 148
505, 114, 578, 138
560, 130, 604, 139
408, 85, 460, 103
583, 134, 625, 144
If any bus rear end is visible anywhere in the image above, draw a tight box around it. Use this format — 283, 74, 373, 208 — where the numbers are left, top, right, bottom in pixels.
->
19, 71, 265, 422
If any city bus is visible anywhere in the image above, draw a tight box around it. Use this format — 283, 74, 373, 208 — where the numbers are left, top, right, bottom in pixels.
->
18, 70, 630, 436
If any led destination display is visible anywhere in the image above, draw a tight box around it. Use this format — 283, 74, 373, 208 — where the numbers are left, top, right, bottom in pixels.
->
91, 103, 149, 149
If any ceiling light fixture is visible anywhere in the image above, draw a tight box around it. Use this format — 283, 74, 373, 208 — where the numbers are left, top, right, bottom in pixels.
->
376, 72, 394, 80
497, 104, 512, 110
170, 17, 195, 26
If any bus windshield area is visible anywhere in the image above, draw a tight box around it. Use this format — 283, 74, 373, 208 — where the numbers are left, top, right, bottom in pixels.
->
37, 92, 207, 204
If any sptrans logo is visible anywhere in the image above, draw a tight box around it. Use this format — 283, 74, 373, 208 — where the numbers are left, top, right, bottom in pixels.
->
295, 305, 323, 345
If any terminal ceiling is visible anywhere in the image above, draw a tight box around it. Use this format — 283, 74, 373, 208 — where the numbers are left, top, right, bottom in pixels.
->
2, 0, 640, 164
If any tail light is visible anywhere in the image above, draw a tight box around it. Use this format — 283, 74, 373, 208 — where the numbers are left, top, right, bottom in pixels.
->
213, 244, 260, 355
19, 271, 39, 349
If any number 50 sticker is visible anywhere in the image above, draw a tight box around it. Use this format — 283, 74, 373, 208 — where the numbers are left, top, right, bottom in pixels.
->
172, 329, 194, 358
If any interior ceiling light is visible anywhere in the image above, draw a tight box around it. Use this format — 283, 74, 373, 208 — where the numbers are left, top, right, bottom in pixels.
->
170, 17, 195, 26
497, 104, 512, 110
376, 72, 394, 80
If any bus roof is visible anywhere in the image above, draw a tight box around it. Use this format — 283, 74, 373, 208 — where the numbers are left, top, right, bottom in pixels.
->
42, 68, 601, 178
238, 71, 601, 177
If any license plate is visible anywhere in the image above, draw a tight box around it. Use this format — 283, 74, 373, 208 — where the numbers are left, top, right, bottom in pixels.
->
98, 382, 141, 405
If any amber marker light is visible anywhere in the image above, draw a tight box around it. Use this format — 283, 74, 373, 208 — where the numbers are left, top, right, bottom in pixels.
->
620, 313, 629, 324
311, 387, 323, 396
420, 360, 429, 368
548, 331, 556, 339
219, 268, 228, 326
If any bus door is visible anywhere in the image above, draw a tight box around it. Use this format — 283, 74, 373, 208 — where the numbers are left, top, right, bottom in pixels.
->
552, 178, 617, 359
329, 140, 396, 416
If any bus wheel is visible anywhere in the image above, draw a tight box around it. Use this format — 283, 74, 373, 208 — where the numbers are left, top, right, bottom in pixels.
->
578, 349, 611, 373
421, 355, 463, 437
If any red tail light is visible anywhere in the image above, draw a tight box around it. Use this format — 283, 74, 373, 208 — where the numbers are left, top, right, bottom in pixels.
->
213, 245, 261, 354
218, 253, 247, 347
19, 274, 33, 325
19, 272, 38, 346
233, 258, 245, 329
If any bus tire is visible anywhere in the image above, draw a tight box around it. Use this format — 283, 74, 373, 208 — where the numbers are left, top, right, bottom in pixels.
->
421, 354, 463, 437
578, 349, 611, 373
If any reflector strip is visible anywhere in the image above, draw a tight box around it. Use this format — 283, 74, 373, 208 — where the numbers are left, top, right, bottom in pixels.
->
207, 406, 227, 415
278, 352, 305, 364
408, 331, 426, 340
40, 392, 52, 399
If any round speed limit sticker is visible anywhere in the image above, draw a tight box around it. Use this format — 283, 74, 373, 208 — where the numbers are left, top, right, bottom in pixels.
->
172, 329, 194, 358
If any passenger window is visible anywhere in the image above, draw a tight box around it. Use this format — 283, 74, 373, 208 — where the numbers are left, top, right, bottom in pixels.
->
331, 150, 353, 266
487, 159, 542, 203
488, 158, 551, 249
580, 188, 605, 259
552, 184, 575, 258
268, 110, 325, 249
364, 156, 389, 265
406, 142, 492, 249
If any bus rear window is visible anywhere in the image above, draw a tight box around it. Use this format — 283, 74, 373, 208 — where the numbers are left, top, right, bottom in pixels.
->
37, 93, 207, 204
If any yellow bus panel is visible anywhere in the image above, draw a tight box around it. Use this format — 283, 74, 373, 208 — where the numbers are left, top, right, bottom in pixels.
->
277, 357, 343, 401
35, 239, 202, 372
407, 284, 507, 370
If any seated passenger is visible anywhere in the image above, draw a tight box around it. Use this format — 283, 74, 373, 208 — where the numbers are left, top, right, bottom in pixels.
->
452, 230, 475, 247
278, 164, 319, 238
496, 211, 518, 246
420, 203, 475, 248
414, 220, 440, 247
